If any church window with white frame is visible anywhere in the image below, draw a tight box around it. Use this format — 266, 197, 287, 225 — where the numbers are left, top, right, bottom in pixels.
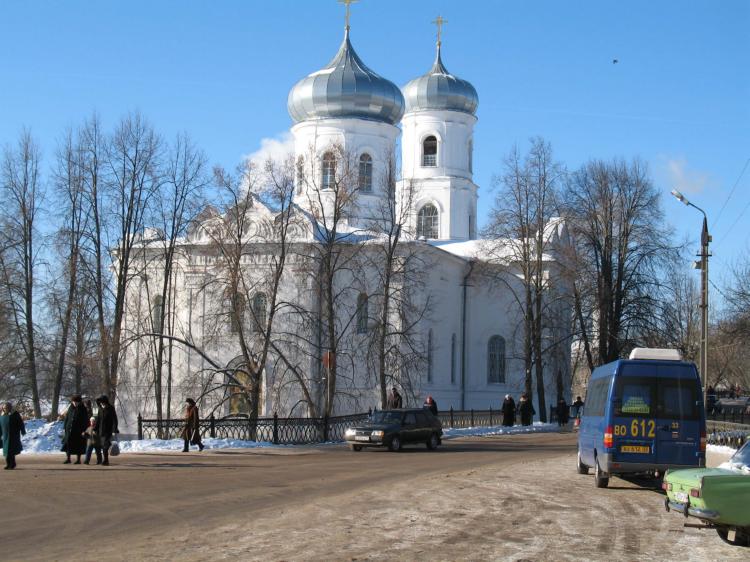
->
422, 136, 437, 167
252, 292, 267, 333
417, 204, 439, 239
356, 292, 368, 334
487, 335, 506, 383
152, 295, 164, 334
321, 152, 336, 190
358, 153, 373, 193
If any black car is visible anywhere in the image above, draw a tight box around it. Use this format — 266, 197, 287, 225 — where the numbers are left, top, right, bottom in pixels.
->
344, 408, 443, 452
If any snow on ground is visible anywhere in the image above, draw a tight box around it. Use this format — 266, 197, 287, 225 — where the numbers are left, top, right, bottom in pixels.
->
18, 418, 739, 455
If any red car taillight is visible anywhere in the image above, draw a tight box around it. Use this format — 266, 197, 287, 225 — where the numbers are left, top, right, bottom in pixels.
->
690, 488, 701, 498
604, 426, 614, 449
700, 431, 706, 453
662, 482, 672, 491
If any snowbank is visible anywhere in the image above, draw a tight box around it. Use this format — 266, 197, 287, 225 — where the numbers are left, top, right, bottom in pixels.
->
443, 421, 559, 438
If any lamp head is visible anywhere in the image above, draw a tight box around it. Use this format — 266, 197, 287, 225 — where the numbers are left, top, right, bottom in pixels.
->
671, 189, 689, 206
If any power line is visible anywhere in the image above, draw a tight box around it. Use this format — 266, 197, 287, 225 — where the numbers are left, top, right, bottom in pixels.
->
712, 156, 750, 229
715, 197, 750, 249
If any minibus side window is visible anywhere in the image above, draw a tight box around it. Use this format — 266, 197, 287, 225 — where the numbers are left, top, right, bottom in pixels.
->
585, 377, 610, 417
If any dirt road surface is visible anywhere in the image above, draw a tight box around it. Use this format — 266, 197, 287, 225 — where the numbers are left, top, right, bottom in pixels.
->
0, 432, 745, 561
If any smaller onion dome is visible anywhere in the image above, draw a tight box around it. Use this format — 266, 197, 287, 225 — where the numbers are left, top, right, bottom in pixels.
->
403, 44, 478, 115
287, 29, 405, 126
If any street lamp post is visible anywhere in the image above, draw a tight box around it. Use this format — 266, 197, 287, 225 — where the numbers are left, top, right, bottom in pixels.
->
671, 190, 710, 408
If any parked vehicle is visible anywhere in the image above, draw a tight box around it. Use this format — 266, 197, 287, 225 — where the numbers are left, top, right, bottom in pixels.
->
344, 408, 442, 452
577, 348, 706, 487
663, 440, 750, 547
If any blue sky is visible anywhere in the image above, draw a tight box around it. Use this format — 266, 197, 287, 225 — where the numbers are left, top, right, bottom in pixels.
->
1, 0, 748, 295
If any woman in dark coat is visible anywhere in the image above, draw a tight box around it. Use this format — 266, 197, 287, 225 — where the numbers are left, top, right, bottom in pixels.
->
95, 395, 119, 466
1, 402, 26, 470
517, 393, 535, 426
557, 398, 569, 427
501, 394, 516, 427
61, 395, 88, 464
181, 398, 204, 452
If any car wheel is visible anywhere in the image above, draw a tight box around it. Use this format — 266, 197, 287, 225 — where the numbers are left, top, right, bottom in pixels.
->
349, 444, 362, 452
426, 433, 439, 450
577, 450, 589, 475
388, 435, 402, 452
716, 527, 750, 547
594, 458, 609, 488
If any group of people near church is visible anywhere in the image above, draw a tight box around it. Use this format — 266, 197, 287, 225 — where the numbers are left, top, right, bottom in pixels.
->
501, 393, 537, 427
60, 394, 119, 466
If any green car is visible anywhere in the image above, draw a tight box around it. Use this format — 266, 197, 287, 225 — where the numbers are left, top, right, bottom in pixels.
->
663, 440, 750, 547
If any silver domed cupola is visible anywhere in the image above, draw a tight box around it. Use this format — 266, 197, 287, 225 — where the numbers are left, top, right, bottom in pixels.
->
287, 28, 405, 126
403, 42, 478, 115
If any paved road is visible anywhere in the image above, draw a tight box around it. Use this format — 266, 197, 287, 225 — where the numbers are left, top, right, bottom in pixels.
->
0, 433, 746, 561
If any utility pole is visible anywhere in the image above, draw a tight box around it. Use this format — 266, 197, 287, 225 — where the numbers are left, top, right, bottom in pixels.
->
671, 190, 710, 408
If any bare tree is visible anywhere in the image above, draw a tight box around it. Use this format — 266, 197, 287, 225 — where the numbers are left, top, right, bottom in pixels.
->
0, 130, 44, 417
482, 138, 565, 421
564, 158, 675, 369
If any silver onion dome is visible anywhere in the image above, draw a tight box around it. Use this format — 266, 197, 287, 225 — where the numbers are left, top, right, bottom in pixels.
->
287, 29, 405, 126
403, 44, 478, 115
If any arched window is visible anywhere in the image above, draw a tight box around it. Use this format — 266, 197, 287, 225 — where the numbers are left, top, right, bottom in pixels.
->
152, 295, 164, 334
356, 292, 368, 334
296, 155, 305, 195
358, 153, 373, 193
252, 292, 267, 333
417, 204, 439, 239
422, 136, 437, 167
321, 152, 336, 190
487, 335, 506, 383
427, 329, 434, 382
450, 333, 457, 384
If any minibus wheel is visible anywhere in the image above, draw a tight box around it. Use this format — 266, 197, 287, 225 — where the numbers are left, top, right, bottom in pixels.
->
577, 451, 589, 475
594, 459, 609, 488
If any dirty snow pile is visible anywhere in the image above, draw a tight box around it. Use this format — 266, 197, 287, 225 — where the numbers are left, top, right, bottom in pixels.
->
442, 421, 560, 438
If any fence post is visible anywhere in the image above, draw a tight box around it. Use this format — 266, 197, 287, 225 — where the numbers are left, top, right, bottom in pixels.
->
323, 414, 329, 442
489, 406, 493, 426
471, 409, 474, 427
450, 407, 454, 428
210, 414, 216, 439
273, 412, 279, 445
137, 413, 143, 440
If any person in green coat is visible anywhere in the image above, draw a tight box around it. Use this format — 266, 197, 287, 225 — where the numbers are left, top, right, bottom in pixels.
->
0, 402, 26, 470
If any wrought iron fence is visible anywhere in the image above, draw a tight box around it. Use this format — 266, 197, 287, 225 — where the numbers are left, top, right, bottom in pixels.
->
138, 412, 370, 445
138, 408, 509, 444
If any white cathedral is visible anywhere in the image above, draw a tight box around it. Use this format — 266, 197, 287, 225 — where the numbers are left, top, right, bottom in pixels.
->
117, 20, 572, 433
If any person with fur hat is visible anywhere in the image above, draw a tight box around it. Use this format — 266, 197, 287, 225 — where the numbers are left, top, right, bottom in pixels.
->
181, 398, 204, 452
0, 402, 26, 470
95, 395, 118, 466
61, 394, 88, 464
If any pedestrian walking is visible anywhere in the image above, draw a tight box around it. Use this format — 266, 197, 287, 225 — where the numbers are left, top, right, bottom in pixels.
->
83, 416, 102, 465
95, 395, 119, 466
61, 394, 88, 464
557, 398, 569, 428
501, 394, 516, 427
387, 387, 403, 409
181, 398, 204, 452
517, 393, 535, 426
423, 395, 438, 416
571, 396, 584, 419
0, 402, 25, 470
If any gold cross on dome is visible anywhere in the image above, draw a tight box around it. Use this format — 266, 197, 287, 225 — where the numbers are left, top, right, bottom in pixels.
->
432, 15, 447, 46
339, 0, 359, 30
